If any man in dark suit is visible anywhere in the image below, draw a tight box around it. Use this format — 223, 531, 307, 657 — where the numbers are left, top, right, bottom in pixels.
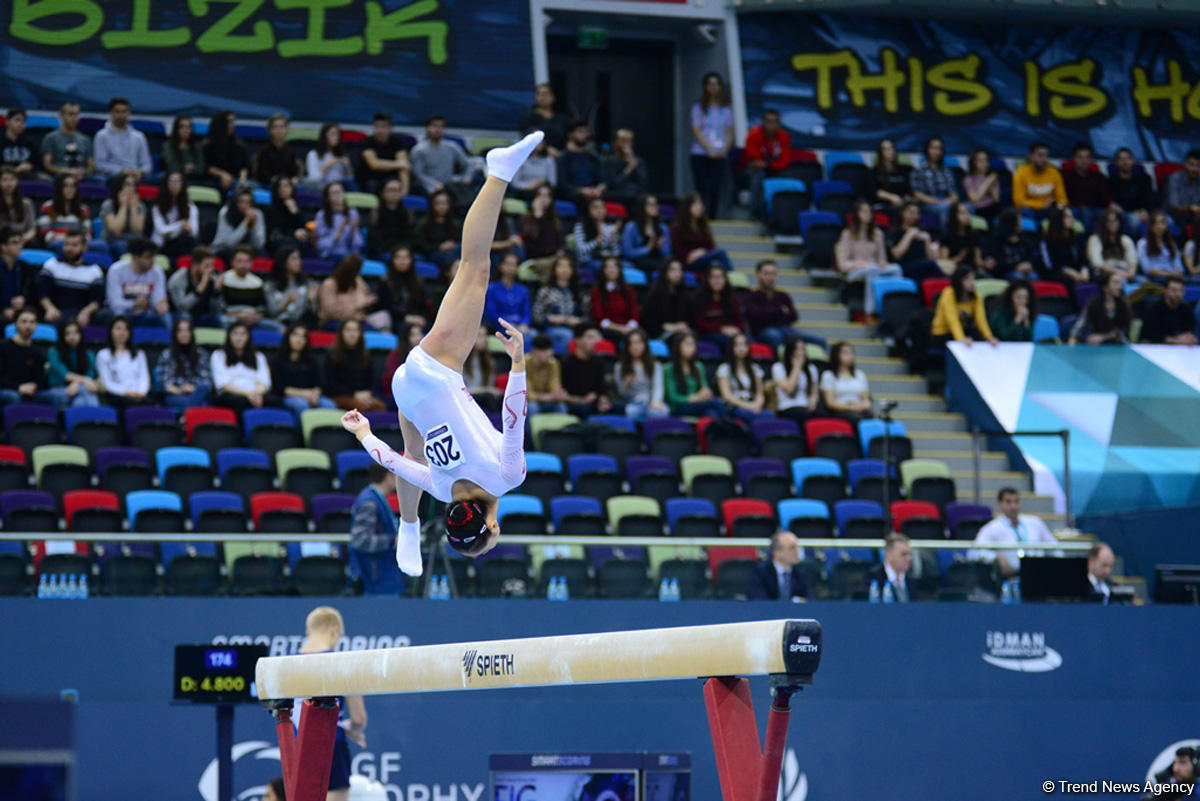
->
867, 534, 916, 602
747, 531, 808, 601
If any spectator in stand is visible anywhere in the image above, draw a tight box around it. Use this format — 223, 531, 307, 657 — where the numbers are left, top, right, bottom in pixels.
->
1, 108, 35, 175
325, 318, 385, 411
819, 342, 872, 422
591, 256, 639, 340
884, 200, 942, 283
746, 531, 808, 602
265, 246, 316, 328
963, 149, 1001, 223
772, 338, 819, 424
715, 332, 768, 422
162, 115, 206, 182
521, 183, 565, 277
968, 487, 1059, 578
212, 188, 267, 256
622, 194, 671, 273
867, 534, 916, 603
1107, 147, 1156, 233
382, 322, 424, 396
745, 258, 824, 350
151, 171, 198, 260
743, 109, 792, 221
868, 139, 909, 210
211, 321, 270, 410
38, 174, 92, 250
96, 316, 150, 408
252, 113, 300, 187
154, 318, 212, 409
1040, 206, 1089, 293
368, 178, 412, 257
557, 120, 605, 206
0, 308, 62, 408
525, 333, 567, 415
203, 110, 249, 192
1012, 141, 1066, 218
218, 244, 276, 330
168, 246, 221, 326
462, 324, 502, 411
532, 255, 585, 351
987, 280, 1038, 343
1139, 275, 1197, 345
1087, 208, 1138, 281
931, 265, 997, 346
93, 97, 151, 181
0, 167, 36, 244
314, 182, 361, 261
990, 208, 1040, 280
509, 134, 557, 198
562, 324, 613, 416
0, 226, 38, 320
360, 112, 411, 194
670, 192, 732, 273
1068, 269, 1131, 346
489, 212, 524, 264
574, 197, 622, 273
663, 331, 722, 417
484, 252, 532, 334
38, 231, 103, 325
103, 238, 169, 327
1165, 148, 1200, 229
614, 328, 667, 420
939, 201, 993, 274
690, 72, 734, 219
413, 189, 461, 270
410, 114, 474, 206
378, 245, 428, 332
266, 175, 311, 253
306, 122, 357, 191
691, 263, 743, 349
910, 135, 959, 226
1181, 224, 1200, 282
48, 318, 99, 408
1138, 210, 1185, 281
99, 173, 147, 256
40, 102, 94, 180
519, 83, 570, 156
840, 199, 904, 317
603, 129, 649, 210
317, 254, 380, 331
640, 257, 692, 340
1062, 142, 1116, 229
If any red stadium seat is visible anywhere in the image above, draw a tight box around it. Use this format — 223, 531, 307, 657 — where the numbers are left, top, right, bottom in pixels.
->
137, 184, 159, 200
748, 342, 775, 361
890, 500, 941, 532
922, 278, 951, 307
707, 546, 759, 582
0, 445, 27, 465
604, 201, 628, 219
62, 490, 119, 530
790, 149, 818, 163
804, 418, 855, 453
251, 257, 273, 274
1032, 281, 1068, 298
249, 492, 306, 530
184, 407, 238, 444
309, 331, 336, 348
1154, 162, 1184, 189
341, 129, 366, 143
1059, 160, 1099, 174
721, 498, 775, 537
566, 338, 615, 356
175, 255, 227, 272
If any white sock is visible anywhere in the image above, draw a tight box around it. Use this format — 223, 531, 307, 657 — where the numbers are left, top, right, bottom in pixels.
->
396, 519, 423, 577
485, 131, 545, 182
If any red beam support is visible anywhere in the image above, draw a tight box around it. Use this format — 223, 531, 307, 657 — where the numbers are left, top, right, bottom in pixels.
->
704, 678, 797, 801
273, 699, 339, 801
755, 688, 794, 801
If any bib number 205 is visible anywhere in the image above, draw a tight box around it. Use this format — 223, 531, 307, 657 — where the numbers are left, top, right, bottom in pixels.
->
425, 429, 463, 469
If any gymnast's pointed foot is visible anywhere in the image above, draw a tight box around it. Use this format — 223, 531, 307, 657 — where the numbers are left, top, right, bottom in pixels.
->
485, 130, 544, 183
396, 519, 424, 577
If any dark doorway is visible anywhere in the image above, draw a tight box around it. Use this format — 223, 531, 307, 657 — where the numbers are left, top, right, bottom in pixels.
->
548, 35, 675, 195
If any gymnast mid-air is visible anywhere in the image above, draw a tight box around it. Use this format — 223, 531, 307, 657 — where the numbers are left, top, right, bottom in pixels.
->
341, 131, 544, 574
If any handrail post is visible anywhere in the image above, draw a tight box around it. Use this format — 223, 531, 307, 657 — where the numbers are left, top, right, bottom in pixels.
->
971, 426, 981, 505
1061, 429, 1073, 529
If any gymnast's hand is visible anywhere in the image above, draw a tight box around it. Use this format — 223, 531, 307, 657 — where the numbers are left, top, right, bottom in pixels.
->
496, 318, 525, 366
342, 410, 372, 440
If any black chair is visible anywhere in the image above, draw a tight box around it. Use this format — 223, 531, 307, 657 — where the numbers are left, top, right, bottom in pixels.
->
7, 507, 60, 533
829, 560, 874, 600
166, 555, 224, 595
133, 508, 186, 533
760, 433, 805, 463
70, 507, 124, 533
557, 513, 606, 536
800, 475, 848, 513
795, 559, 828, 600
944, 561, 996, 595
594, 430, 642, 465
71, 420, 123, 457
672, 515, 720, 538
812, 434, 861, 469
615, 515, 663, 537
657, 559, 709, 599
221, 465, 275, 504
631, 473, 680, 505
0, 553, 28, 595
283, 467, 335, 498
854, 475, 901, 508
951, 518, 988, 541
293, 556, 347, 596
1039, 294, 1073, 320
770, 191, 811, 235
500, 513, 546, 536
163, 465, 215, 498
39, 464, 92, 501
900, 517, 946, 541
10, 420, 61, 454
786, 161, 823, 185
574, 472, 623, 504
103, 554, 158, 596
230, 555, 283, 595
714, 559, 757, 600
437, 555, 475, 598
649, 431, 697, 462
477, 558, 530, 597
249, 426, 303, 463
536, 557, 592, 598
596, 559, 651, 598
706, 429, 754, 463
830, 162, 870, 195
192, 425, 243, 458
690, 474, 737, 507
843, 517, 887, 540
100, 463, 153, 499
745, 475, 793, 509
315, 510, 352, 534
310, 428, 358, 462
520, 472, 565, 507
868, 436, 913, 466
910, 477, 958, 517
130, 422, 183, 453
879, 290, 923, 339
258, 510, 309, 534
0, 462, 28, 493
730, 515, 776, 539
196, 509, 250, 534
788, 516, 835, 539
539, 429, 587, 464
40, 552, 90, 580
815, 191, 856, 218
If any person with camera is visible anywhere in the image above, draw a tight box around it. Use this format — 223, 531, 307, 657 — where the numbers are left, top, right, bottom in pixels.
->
1141, 747, 1197, 801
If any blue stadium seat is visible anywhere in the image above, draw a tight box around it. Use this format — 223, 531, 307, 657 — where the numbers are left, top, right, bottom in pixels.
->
798, 210, 841, 236
64, 406, 117, 437
762, 177, 807, 214
524, 452, 563, 474
857, 419, 906, 456
125, 490, 183, 531
549, 495, 602, 529
188, 491, 245, 529
1033, 314, 1060, 342
216, 448, 270, 480
4, 322, 57, 342
496, 494, 543, 523
365, 332, 398, 351
335, 451, 372, 485
823, 151, 865, 173
663, 497, 717, 528
791, 457, 842, 488
242, 409, 293, 439
777, 498, 829, 528
811, 180, 854, 205
589, 414, 636, 433
874, 277, 919, 319
155, 446, 210, 485
361, 259, 386, 278
567, 454, 619, 485
834, 499, 884, 536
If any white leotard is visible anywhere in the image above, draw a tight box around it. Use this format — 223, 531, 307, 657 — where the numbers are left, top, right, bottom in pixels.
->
360, 345, 527, 501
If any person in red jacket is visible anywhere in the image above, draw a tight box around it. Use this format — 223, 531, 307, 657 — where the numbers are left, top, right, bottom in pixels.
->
744, 109, 792, 221
590, 256, 640, 341
691, 263, 744, 349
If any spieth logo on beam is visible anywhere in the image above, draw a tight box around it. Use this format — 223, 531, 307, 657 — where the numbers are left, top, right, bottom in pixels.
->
461, 649, 516, 684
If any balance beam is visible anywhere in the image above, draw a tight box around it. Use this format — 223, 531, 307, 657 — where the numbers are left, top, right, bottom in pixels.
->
257, 619, 821, 700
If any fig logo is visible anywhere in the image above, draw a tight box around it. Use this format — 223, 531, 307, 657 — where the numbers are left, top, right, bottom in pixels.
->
777, 748, 808, 801
198, 740, 279, 801
982, 631, 1063, 672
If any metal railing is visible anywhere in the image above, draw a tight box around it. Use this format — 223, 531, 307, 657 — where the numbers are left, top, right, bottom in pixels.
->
970, 427, 1072, 528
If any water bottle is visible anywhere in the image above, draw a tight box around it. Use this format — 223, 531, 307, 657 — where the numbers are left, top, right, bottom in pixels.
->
49, 574, 62, 599
1012, 579, 1021, 604
558, 576, 570, 601
66, 575, 78, 600
659, 577, 670, 602
37, 573, 48, 599
882, 582, 895, 604
668, 577, 681, 602
439, 575, 451, 600
868, 580, 881, 604
1001, 580, 1013, 605
547, 576, 558, 600
78, 574, 89, 600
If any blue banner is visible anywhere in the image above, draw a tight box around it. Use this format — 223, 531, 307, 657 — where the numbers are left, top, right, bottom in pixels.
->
3, 598, 1198, 801
0, 0, 532, 129
739, 12, 1200, 162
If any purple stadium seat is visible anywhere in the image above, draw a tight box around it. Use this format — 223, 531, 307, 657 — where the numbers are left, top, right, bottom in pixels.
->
736, 457, 787, 486
0, 490, 56, 522
751, 418, 800, 444
587, 546, 647, 571
94, 447, 151, 476
311, 493, 354, 525
303, 258, 335, 276
695, 341, 722, 360
625, 455, 678, 483
945, 502, 993, 533
642, 417, 693, 446
3, 403, 56, 434
123, 406, 177, 438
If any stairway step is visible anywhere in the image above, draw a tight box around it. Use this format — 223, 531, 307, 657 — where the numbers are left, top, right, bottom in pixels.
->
857, 356, 911, 376
916, 451, 1010, 473
793, 302, 850, 322
839, 340, 889, 359
793, 321, 871, 340
952, 471, 1033, 496
712, 221, 760, 237
892, 411, 967, 432
865, 375, 928, 395
878, 393, 946, 413
717, 235, 778, 253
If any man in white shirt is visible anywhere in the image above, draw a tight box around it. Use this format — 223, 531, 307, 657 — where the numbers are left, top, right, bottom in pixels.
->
93, 97, 151, 182
868, 533, 916, 602
969, 487, 1059, 578
1087, 542, 1115, 603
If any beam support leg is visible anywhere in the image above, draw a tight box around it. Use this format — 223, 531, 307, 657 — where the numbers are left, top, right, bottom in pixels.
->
755, 687, 793, 801
273, 699, 339, 801
703, 677, 762, 801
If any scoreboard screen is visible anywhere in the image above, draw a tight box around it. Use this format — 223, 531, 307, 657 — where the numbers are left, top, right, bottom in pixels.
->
173, 644, 267, 704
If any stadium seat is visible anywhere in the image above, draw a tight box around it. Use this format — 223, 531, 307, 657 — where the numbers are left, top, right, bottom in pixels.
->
0, 445, 28, 493
549, 495, 605, 536
216, 448, 275, 502
62, 490, 121, 533
103, 554, 158, 596
189, 491, 248, 533
643, 418, 697, 461
714, 557, 758, 600
39, 552, 90, 581
834, 499, 886, 543
476, 558, 530, 597
95, 447, 153, 499
0, 551, 27, 596
874, 277, 921, 331
596, 559, 651, 599
777, 498, 833, 539
528, 413, 580, 450
900, 459, 955, 507
804, 418, 860, 466
519, 452, 566, 507
762, 177, 808, 215
605, 495, 662, 536
184, 407, 241, 455
275, 448, 334, 497
156, 446, 214, 497
660, 497, 717, 538
5, 404, 60, 454
496, 494, 546, 535
829, 560, 875, 599
334, 450, 372, 495
656, 558, 710, 599
311, 493, 354, 533
567, 454, 623, 503
292, 555, 348, 596
791, 457, 846, 512
921, 277, 952, 307
31, 444, 90, 500
858, 419, 907, 458
301, 408, 356, 457
699, 418, 754, 463
126, 489, 185, 532
626, 456, 680, 505
243, 409, 302, 460
890, 500, 942, 535
164, 550, 223, 596
64, 407, 122, 456
680, 454, 736, 507
536, 557, 592, 598
721, 498, 775, 538
1033, 314, 1060, 343
250, 492, 308, 533
125, 406, 183, 452
752, 418, 805, 463
737, 457, 791, 507
945, 502, 993, 541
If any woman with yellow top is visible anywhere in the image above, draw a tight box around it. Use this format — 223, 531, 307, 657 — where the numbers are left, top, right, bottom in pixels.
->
931, 265, 999, 346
